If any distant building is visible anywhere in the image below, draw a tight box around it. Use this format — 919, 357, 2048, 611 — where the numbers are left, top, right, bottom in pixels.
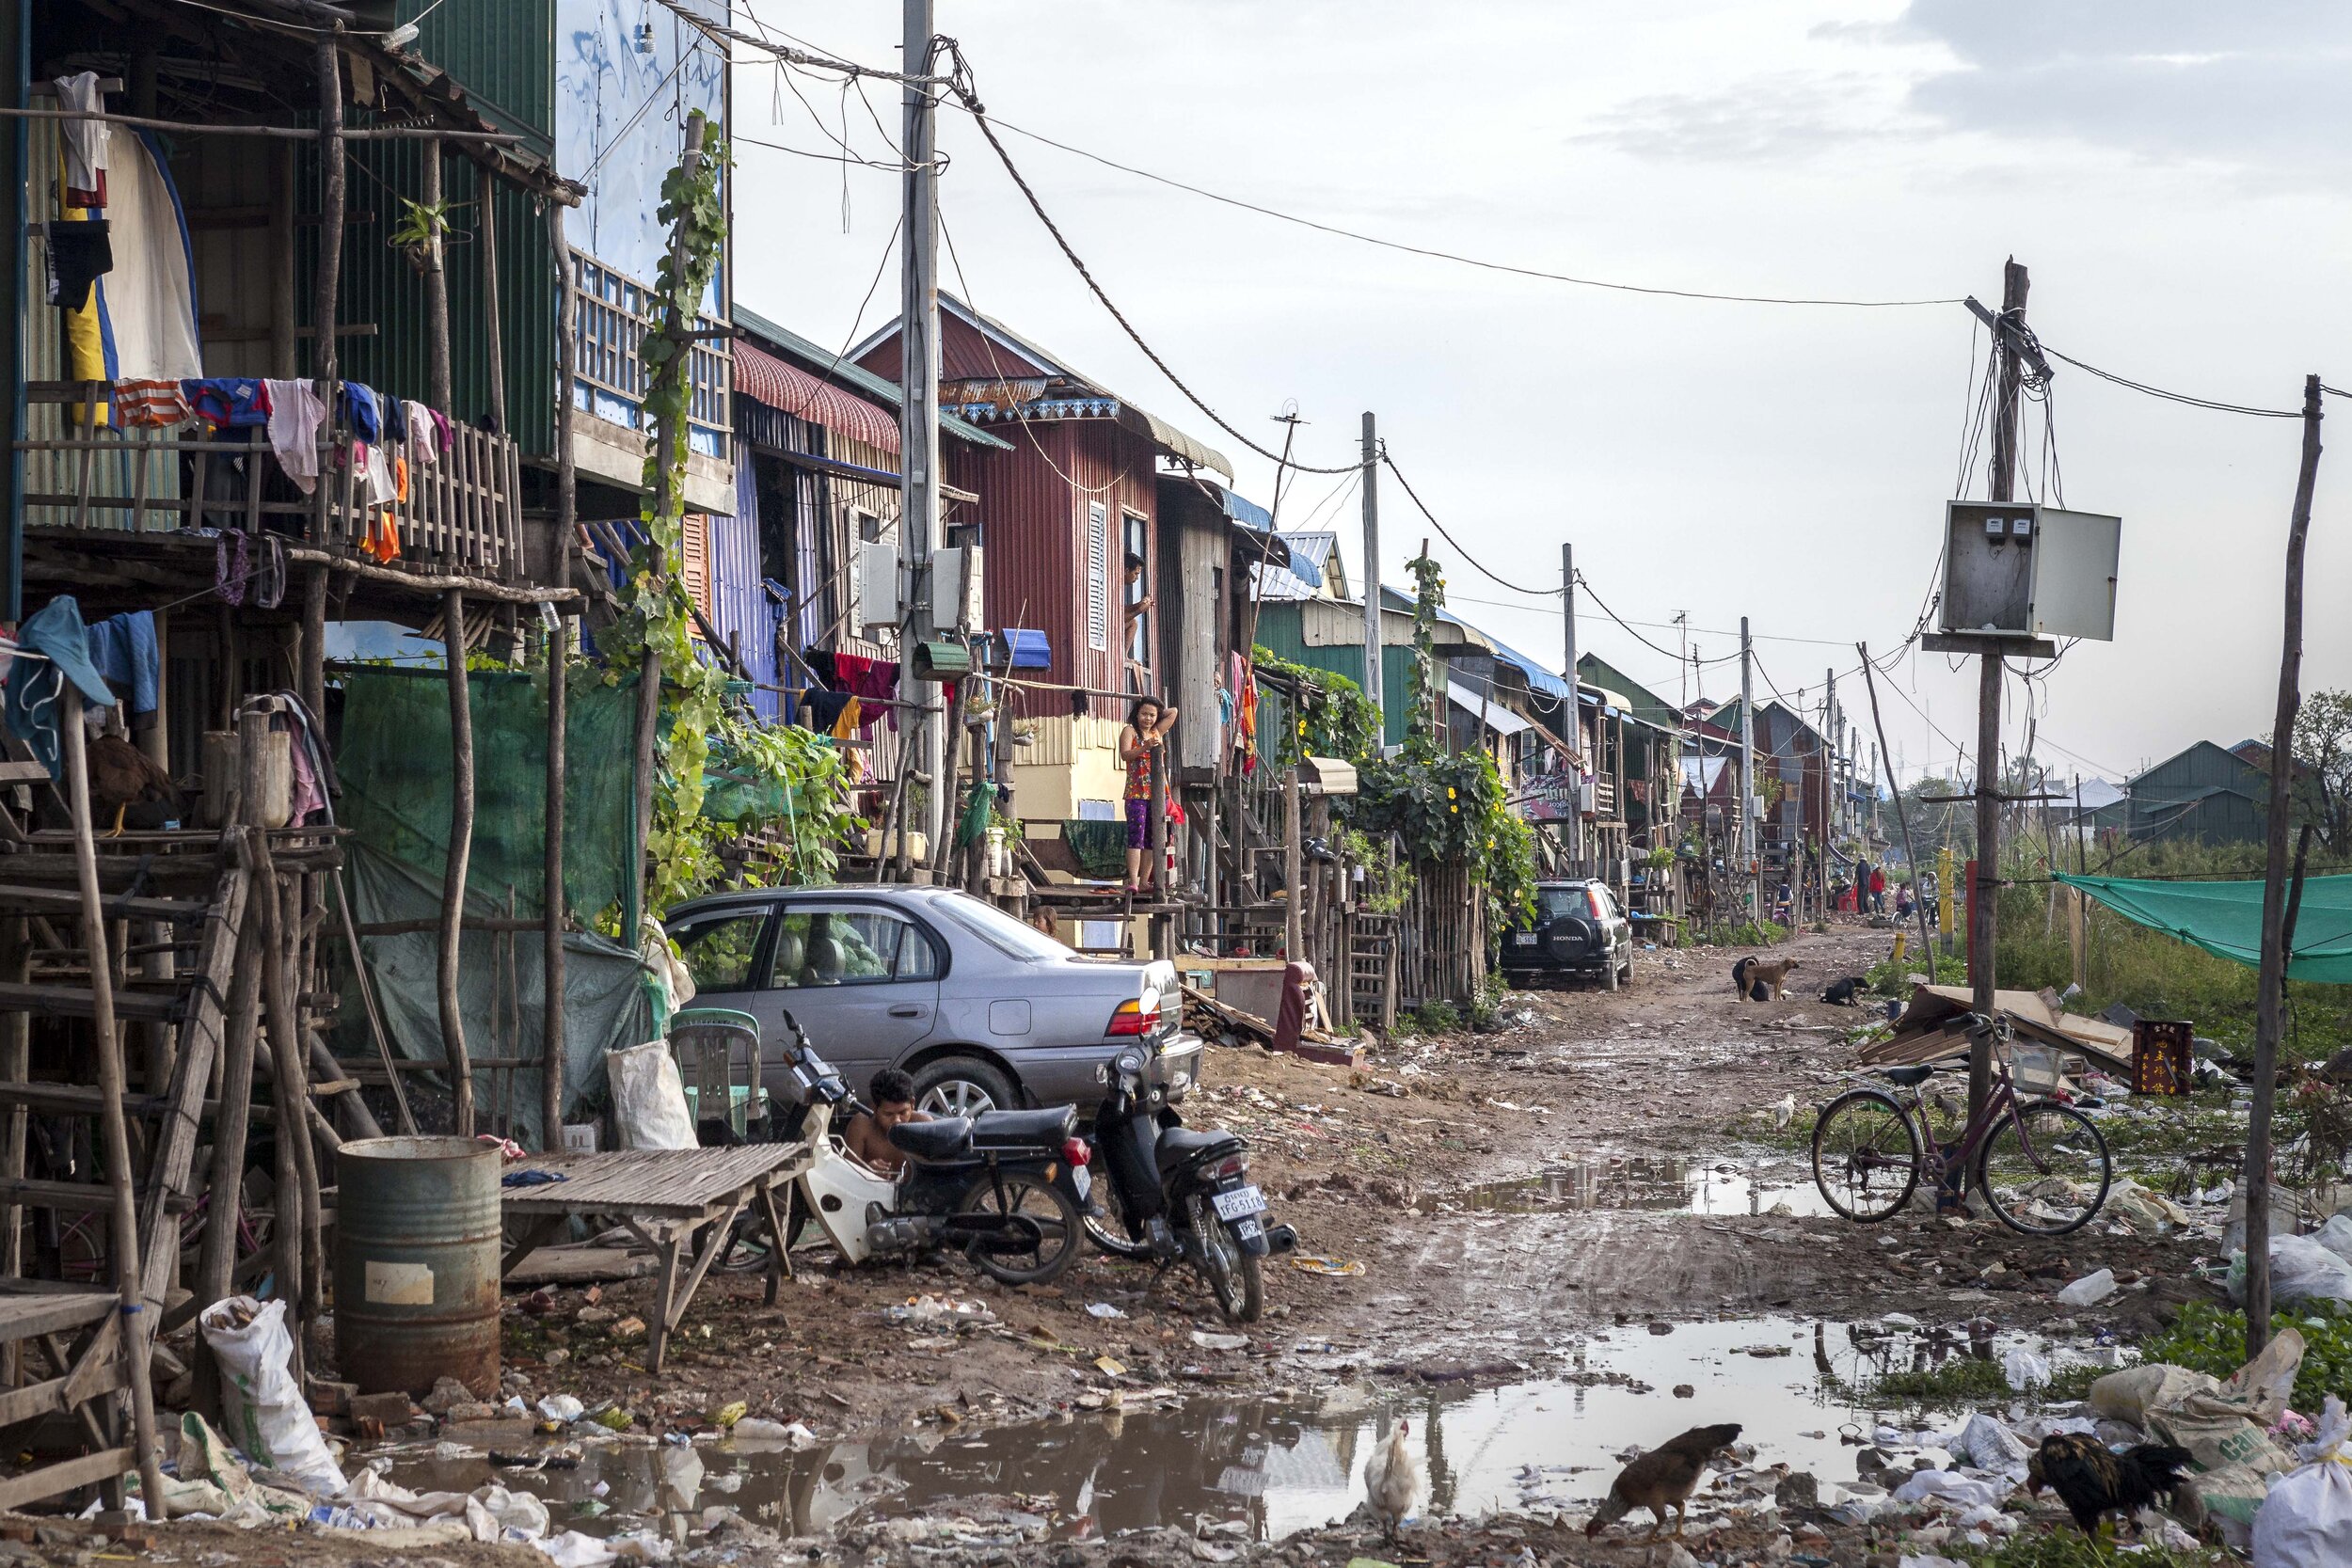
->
2125, 741, 2268, 847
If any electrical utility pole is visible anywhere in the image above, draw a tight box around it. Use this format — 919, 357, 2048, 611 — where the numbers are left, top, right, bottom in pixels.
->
1739, 617, 1756, 925
898, 0, 946, 867
1360, 412, 1383, 729
2245, 374, 2325, 1359
1951, 259, 2032, 1121
1562, 542, 1581, 872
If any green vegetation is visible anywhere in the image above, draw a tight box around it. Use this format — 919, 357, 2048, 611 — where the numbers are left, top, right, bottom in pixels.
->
1851, 1353, 2011, 1408
1720, 920, 1788, 947
2137, 1300, 2352, 1411
1865, 949, 1966, 991
1405, 999, 1462, 1035
1959, 1533, 2236, 1568
1250, 646, 1380, 768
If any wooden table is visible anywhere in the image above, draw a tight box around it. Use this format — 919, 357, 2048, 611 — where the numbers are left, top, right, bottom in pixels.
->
498, 1145, 809, 1372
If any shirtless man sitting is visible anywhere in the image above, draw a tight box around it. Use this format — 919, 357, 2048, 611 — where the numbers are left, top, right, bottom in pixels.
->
842, 1068, 930, 1177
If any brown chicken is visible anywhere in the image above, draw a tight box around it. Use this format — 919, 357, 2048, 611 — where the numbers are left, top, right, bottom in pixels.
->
84, 734, 181, 836
2026, 1433, 2194, 1535
1585, 1423, 1743, 1538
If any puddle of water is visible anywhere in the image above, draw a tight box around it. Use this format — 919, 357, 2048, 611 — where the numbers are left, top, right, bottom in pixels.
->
382, 1317, 2110, 1543
1462, 1155, 1835, 1218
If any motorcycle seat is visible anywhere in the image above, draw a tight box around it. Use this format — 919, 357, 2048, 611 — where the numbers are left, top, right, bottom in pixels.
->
1157, 1125, 1242, 1161
968, 1106, 1076, 1150
889, 1117, 975, 1162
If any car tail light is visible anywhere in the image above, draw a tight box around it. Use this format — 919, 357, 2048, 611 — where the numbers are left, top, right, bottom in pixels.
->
1106, 998, 1160, 1037
1063, 1137, 1092, 1167
1587, 887, 1608, 921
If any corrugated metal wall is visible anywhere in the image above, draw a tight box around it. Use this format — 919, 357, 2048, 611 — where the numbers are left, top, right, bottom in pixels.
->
409, 0, 556, 136
316, 141, 555, 455
1251, 605, 1423, 748
705, 456, 777, 719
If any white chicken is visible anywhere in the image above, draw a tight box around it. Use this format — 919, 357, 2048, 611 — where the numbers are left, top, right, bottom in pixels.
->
1364, 1418, 1422, 1541
1770, 1093, 1797, 1132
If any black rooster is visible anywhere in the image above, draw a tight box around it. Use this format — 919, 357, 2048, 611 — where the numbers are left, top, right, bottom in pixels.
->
2026, 1433, 2195, 1535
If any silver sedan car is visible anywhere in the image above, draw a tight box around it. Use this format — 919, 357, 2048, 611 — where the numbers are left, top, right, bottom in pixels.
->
661, 884, 1204, 1117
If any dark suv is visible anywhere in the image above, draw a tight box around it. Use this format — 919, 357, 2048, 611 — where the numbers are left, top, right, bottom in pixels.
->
1500, 879, 1635, 990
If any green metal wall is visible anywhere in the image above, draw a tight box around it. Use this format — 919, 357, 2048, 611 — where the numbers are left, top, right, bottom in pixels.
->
1252, 604, 1423, 747
408, 0, 556, 138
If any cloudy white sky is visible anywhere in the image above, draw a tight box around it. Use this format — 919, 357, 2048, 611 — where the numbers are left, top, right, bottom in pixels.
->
715, 0, 2352, 790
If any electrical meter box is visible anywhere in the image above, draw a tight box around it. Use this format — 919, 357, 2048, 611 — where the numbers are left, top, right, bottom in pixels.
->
1939, 501, 2120, 641
932, 546, 985, 633
854, 542, 899, 638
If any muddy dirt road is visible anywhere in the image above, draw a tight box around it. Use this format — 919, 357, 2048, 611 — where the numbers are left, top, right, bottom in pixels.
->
509, 923, 2208, 1440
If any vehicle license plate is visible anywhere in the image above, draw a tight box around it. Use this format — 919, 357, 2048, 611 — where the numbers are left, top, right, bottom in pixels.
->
1071, 1165, 1090, 1201
1515, 932, 1537, 945
1213, 1185, 1267, 1220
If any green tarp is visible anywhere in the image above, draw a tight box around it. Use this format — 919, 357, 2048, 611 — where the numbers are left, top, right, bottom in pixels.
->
338, 665, 639, 923
2056, 872, 2352, 984
332, 665, 655, 1141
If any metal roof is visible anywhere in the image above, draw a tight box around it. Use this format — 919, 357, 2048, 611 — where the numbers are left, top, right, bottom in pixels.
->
1449, 681, 1532, 736
732, 341, 901, 452
852, 294, 1232, 478
1254, 531, 1337, 600
731, 306, 1011, 451
1190, 482, 1326, 591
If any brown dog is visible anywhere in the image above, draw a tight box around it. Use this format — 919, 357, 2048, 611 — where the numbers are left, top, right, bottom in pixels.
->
1743, 958, 1801, 1000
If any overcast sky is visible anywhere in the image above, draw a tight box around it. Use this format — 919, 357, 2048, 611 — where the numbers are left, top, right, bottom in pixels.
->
717, 0, 2352, 791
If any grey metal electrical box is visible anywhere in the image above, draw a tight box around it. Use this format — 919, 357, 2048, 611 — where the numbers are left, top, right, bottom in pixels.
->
1939, 501, 2120, 641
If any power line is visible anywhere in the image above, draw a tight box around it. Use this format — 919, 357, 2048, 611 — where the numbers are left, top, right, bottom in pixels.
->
946, 103, 1965, 310
1377, 451, 1559, 595
2038, 342, 2302, 420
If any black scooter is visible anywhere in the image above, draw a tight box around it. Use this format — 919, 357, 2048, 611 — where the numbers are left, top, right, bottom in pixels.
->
1086, 1046, 1296, 1322
772, 1014, 1093, 1286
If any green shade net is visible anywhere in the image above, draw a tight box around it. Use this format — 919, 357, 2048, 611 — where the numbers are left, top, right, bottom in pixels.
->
339, 666, 639, 921
2056, 872, 2352, 984
330, 666, 656, 1142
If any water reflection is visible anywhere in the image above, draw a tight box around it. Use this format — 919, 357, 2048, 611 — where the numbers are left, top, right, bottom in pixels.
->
1461, 1156, 1834, 1218
387, 1315, 2070, 1542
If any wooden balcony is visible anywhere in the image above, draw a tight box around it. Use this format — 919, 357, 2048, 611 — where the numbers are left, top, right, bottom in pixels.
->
568, 249, 730, 453
19, 381, 528, 584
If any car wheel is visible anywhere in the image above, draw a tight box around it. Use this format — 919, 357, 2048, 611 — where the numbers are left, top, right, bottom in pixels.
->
910, 1055, 1016, 1118
1598, 958, 1619, 993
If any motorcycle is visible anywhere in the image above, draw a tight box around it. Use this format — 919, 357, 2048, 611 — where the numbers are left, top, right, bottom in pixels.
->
771, 1013, 1093, 1286
1086, 1045, 1296, 1323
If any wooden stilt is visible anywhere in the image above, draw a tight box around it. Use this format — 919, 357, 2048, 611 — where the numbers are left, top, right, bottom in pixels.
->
60, 695, 167, 1516
441, 590, 477, 1135
543, 617, 567, 1149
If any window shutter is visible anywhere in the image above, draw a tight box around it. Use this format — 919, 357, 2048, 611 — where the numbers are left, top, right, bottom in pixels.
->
1086, 501, 1108, 651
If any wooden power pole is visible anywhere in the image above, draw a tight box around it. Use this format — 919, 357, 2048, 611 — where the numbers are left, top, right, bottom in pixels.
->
2245, 374, 2325, 1357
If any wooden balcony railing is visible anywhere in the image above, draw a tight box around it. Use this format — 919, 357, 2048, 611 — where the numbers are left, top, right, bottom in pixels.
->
19, 381, 527, 581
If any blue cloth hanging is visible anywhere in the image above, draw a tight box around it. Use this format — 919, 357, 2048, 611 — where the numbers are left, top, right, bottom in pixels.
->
5, 596, 118, 779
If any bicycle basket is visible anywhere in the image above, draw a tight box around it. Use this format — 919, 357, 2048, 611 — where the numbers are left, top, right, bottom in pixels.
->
2006, 1042, 2067, 1097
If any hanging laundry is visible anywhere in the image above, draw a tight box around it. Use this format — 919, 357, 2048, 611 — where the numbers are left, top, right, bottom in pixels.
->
800, 689, 852, 735
4, 596, 118, 779
830, 696, 863, 740
426, 406, 453, 454
340, 383, 382, 444
392, 453, 409, 505
44, 220, 111, 311
262, 377, 326, 493
829, 651, 900, 731
78, 133, 199, 384
181, 377, 270, 429
251, 532, 285, 610
380, 394, 409, 446
214, 529, 249, 607
54, 72, 108, 208
403, 400, 438, 465
113, 378, 188, 427
86, 610, 159, 717
357, 440, 395, 507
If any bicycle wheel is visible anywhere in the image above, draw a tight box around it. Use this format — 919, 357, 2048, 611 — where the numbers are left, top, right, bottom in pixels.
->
1811, 1089, 1922, 1222
1977, 1101, 2112, 1237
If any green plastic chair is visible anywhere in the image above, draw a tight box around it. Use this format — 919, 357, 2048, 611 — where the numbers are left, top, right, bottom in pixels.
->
668, 1007, 767, 1138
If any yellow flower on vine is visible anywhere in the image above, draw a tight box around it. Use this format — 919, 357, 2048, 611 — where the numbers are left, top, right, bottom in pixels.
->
1447, 785, 1456, 799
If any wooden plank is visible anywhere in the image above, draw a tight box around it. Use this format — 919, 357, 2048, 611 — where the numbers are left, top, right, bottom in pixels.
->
0, 1180, 193, 1218
139, 866, 246, 1307
0, 983, 182, 1022
56, 1311, 121, 1412
0, 1290, 116, 1340
496, 1146, 809, 1220
0, 1448, 130, 1512
0, 884, 210, 922
0, 1084, 175, 1118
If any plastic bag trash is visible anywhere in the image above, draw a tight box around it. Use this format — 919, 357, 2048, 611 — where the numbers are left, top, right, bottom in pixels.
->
2253, 1394, 2352, 1568
1898, 1556, 1968, 1568
605, 1040, 697, 1150
730, 1418, 820, 1449
2092, 1363, 2221, 1426
2233, 1236, 2352, 1307
2057, 1267, 2117, 1306
1291, 1256, 1366, 1276
2317, 1214, 2352, 1263
1959, 1412, 2031, 1471
883, 1293, 995, 1328
538, 1394, 585, 1424
2004, 1348, 2051, 1391
1086, 1303, 1127, 1319
1191, 1330, 1248, 1351
536, 1530, 620, 1567
199, 1296, 346, 1496
1893, 1470, 2008, 1511
480, 1485, 551, 1539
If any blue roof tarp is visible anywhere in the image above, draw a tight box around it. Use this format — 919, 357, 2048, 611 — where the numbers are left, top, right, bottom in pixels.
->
997, 627, 1051, 670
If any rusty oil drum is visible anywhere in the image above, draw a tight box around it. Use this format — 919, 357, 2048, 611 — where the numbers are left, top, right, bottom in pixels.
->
333, 1135, 501, 1397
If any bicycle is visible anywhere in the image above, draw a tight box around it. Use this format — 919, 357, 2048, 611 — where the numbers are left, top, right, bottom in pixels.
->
1811, 1014, 2114, 1236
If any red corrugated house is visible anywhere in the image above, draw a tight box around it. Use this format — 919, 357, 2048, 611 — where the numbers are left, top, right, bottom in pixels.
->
851, 295, 1232, 819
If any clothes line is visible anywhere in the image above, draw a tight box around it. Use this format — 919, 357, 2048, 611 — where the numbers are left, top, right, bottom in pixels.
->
0, 106, 524, 142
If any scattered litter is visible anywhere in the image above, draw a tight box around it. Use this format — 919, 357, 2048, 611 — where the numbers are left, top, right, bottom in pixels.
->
708, 1401, 747, 1428
1086, 1303, 1128, 1319
1095, 1355, 1128, 1376
1190, 1331, 1248, 1352
2056, 1267, 2117, 1307
537, 1394, 585, 1424
2253, 1394, 2352, 1567
730, 1418, 820, 1449
1291, 1255, 1366, 1276
885, 1293, 998, 1328
1956, 1411, 2030, 1471
2002, 1348, 2050, 1391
